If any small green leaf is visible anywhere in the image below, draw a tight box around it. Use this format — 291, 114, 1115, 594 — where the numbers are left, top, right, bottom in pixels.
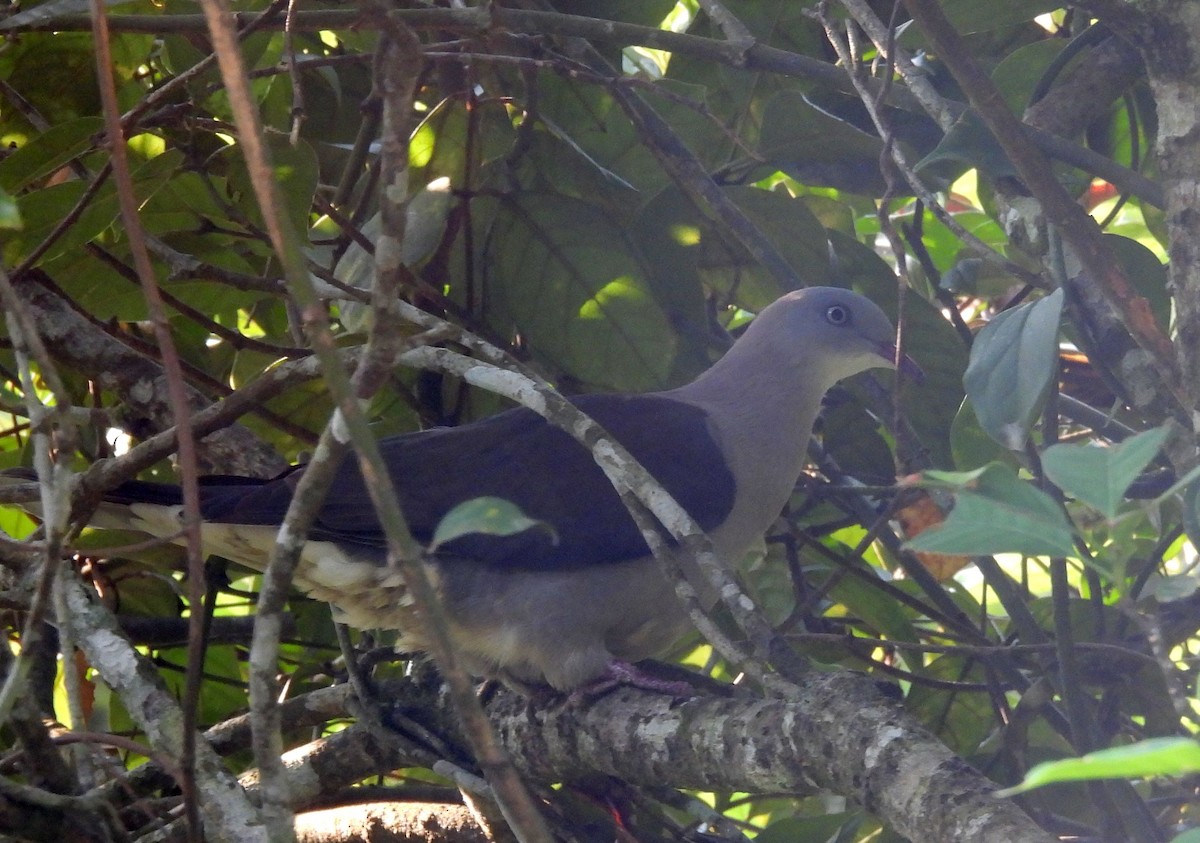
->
963, 288, 1063, 450
1042, 426, 1169, 519
429, 497, 554, 552
906, 463, 1075, 557
996, 738, 1200, 797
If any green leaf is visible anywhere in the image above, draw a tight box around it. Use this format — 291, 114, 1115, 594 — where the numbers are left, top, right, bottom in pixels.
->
720, 186, 832, 296
990, 40, 1067, 111
1180, 475, 1200, 554
0, 116, 104, 193
931, 0, 1064, 34
225, 135, 318, 239
905, 463, 1075, 557
429, 497, 554, 552
1104, 234, 1171, 332
996, 738, 1200, 797
963, 288, 1063, 450
7, 148, 183, 267
1042, 426, 1169, 519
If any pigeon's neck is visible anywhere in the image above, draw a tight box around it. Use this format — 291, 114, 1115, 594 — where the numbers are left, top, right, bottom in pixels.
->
668, 340, 833, 560
675, 336, 833, 446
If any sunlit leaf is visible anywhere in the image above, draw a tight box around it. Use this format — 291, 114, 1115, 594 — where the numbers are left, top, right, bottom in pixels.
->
905, 463, 1075, 556
997, 738, 1200, 797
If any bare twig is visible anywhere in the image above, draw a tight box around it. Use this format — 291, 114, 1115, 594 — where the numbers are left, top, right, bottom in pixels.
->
0, 266, 77, 730
89, 7, 210, 835
819, 2, 1041, 286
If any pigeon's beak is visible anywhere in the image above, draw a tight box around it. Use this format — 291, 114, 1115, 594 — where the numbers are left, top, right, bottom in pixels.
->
878, 343, 926, 385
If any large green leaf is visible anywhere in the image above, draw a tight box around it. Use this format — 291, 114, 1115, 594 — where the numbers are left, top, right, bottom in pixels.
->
916, 111, 1017, 183
1104, 234, 1171, 332
932, 0, 1063, 34
758, 90, 888, 194
635, 184, 831, 315
628, 187, 710, 315
532, 78, 663, 196
963, 288, 1063, 450
991, 40, 1068, 111
950, 397, 1022, 471
0, 34, 99, 136
906, 463, 1075, 557
225, 135, 318, 239
485, 192, 676, 391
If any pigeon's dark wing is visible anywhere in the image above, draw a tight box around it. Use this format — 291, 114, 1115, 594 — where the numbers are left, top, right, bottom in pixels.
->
106, 393, 736, 570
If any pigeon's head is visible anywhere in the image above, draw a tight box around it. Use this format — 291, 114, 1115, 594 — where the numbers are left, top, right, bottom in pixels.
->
750, 286, 924, 386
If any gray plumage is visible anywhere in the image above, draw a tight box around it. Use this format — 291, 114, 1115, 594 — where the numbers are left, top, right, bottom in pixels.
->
7, 287, 917, 691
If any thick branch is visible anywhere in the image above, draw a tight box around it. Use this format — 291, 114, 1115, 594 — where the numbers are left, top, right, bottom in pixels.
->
251, 677, 1052, 843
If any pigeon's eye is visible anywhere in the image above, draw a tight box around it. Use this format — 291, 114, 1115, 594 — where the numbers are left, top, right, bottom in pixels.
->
825, 304, 850, 326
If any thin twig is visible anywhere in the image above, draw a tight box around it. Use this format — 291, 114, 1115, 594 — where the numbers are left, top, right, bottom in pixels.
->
818, 2, 1041, 287
89, 7, 208, 836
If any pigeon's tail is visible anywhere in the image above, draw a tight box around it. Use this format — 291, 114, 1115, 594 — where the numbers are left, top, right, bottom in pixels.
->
0, 468, 294, 531
105, 475, 293, 522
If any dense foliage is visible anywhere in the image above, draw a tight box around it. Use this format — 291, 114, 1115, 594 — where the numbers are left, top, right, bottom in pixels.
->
0, 1, 1197, 841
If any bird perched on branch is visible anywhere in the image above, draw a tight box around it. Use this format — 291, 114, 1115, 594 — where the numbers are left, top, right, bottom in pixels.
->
4, 287, 920, 693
